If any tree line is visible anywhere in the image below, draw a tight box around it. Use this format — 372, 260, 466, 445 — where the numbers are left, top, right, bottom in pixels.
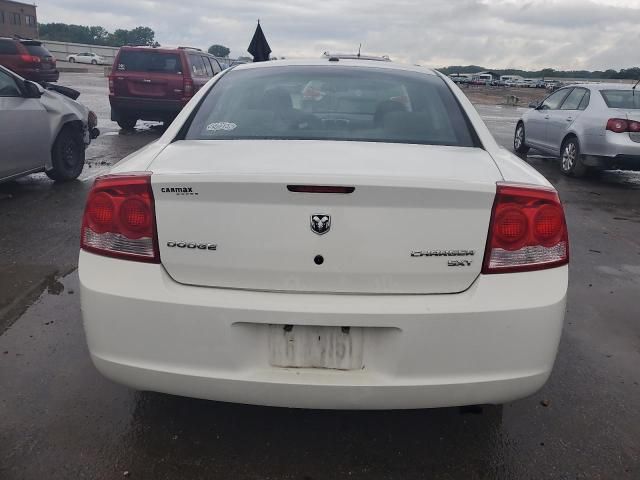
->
438, 65, 640, 80
38, 23, 157, 47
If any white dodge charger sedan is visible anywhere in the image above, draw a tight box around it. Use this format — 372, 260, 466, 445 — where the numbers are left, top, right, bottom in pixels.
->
79, 58, 569, 409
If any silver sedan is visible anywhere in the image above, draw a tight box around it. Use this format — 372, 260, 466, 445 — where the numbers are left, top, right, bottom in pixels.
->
0, 65, 99, 183
514, 83, 640, 176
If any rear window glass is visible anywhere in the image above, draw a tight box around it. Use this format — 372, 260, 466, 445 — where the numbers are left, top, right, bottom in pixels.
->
116, 51, 182, 74
23, 44, 52, 57
600, 90, 640, 109
185, 66, 477, 147
0, 40, 18, 55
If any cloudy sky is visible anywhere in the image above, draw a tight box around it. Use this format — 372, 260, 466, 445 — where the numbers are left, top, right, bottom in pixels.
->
39, 0, 640, 70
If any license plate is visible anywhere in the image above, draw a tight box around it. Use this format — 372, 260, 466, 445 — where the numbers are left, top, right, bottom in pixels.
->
268, 325, 364, 370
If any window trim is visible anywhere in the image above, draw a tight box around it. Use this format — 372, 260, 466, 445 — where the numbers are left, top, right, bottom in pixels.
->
559, 87, 590, 111
209, 57, 222, 75
202, 56, 214, 77
187, 53, 207, 77
539, 88, 571, 111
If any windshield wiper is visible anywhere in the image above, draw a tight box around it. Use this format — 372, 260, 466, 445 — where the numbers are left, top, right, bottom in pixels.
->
633, 78, 640, 97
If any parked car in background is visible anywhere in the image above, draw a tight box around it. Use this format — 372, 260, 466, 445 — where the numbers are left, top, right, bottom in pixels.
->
109, 45, 223, 130
0, 65, 99, 183
80, 58, 569, 410
449, 75, 470, 85
68, 52, 106, 65
0, 37, 59, 82
514, 83, 640, 176
516, 79, 534, 88
546, 81, 563, 92
534, 80, 546, 88
213, 57, 231, 70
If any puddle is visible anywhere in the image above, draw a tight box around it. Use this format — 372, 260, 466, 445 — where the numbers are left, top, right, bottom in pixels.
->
0, 266, 76, 334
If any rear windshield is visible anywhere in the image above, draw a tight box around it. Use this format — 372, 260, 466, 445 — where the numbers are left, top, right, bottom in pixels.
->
116, 51, 182, 74
600, 90, 640, 109
23, 44, 52, 57
185, 66, 477, 147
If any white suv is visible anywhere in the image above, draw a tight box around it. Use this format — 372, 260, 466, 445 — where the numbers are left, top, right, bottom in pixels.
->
79, 59, 568, 409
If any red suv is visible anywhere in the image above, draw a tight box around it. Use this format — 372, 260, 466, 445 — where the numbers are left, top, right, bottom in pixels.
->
109, 46, 223, 130
0, 37, 59, 82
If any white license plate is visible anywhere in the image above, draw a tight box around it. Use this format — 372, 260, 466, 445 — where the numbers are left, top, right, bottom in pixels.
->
268, 325, 364, 370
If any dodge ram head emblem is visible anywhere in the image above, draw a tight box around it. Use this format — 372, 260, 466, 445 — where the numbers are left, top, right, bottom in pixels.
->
310, 214, 331, 235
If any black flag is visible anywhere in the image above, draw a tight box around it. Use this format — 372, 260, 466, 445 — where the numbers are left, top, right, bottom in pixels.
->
248, 21, 272, 62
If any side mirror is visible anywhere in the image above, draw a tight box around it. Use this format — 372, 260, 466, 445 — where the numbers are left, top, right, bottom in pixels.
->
529, 101, 540, 109
22, 80, 43, 99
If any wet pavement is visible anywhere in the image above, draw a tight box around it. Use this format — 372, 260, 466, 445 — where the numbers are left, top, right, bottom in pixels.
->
1, 73, 639, 480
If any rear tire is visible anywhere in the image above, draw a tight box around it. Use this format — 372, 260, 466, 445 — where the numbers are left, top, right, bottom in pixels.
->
117, 117, 138, 130
46, 126, 85, 182
91, 60, 97, 65
514, 122, 530, 154
69, 57, 75, 63
560, 137, 587, 177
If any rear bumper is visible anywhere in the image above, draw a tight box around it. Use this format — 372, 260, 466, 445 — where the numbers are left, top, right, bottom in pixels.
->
582, 132, 640, 169
109, 95, 185, 121
16, 67, 59, 82
79, 252, 568, 409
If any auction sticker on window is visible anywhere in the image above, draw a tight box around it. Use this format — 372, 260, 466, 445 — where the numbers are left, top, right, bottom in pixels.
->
206, 122, 237, 132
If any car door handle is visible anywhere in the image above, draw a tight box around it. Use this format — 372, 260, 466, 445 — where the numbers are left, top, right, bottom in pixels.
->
544, 115, 550, 119
566, 117, 573, 122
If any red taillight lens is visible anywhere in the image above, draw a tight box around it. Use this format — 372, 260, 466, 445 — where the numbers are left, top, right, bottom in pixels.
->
80, 173, 159, 263
20, 54, 41, 63
183, 78, 193, 98
629, 120, 640, 133
493, 207, 528, 250
108, 76, 114, 95
482, 183, 568, 274
606, 118, 628, 133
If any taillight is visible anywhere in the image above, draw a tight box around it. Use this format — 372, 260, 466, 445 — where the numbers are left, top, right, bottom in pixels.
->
183, 78, 193, 98
629, 120, 640, 133
606, 118, 629, 133
20, 54, 41, 64
80, 173, 159, 263
108, 76, 114, 95
482, 183, 568, 274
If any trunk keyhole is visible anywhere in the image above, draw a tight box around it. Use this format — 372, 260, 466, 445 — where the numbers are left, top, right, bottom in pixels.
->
314, 255, 324, 265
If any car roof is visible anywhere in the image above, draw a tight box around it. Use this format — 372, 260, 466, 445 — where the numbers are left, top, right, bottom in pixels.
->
230, 58, 437, 75
566, 82, 636, 91
118, 45, 210, 55
0, 36, 41, 45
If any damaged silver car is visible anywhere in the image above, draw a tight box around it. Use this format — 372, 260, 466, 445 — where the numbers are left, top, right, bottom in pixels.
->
0, 65, 99, 183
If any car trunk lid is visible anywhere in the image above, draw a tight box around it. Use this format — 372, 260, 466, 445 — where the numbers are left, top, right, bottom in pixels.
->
150, 140, 502, 294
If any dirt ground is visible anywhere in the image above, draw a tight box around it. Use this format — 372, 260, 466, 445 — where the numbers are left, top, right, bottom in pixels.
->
462, 84, 549, 106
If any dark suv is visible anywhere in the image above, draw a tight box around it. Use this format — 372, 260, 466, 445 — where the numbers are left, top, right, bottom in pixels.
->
0, 37, 59, 82
109, 46, 223, 130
